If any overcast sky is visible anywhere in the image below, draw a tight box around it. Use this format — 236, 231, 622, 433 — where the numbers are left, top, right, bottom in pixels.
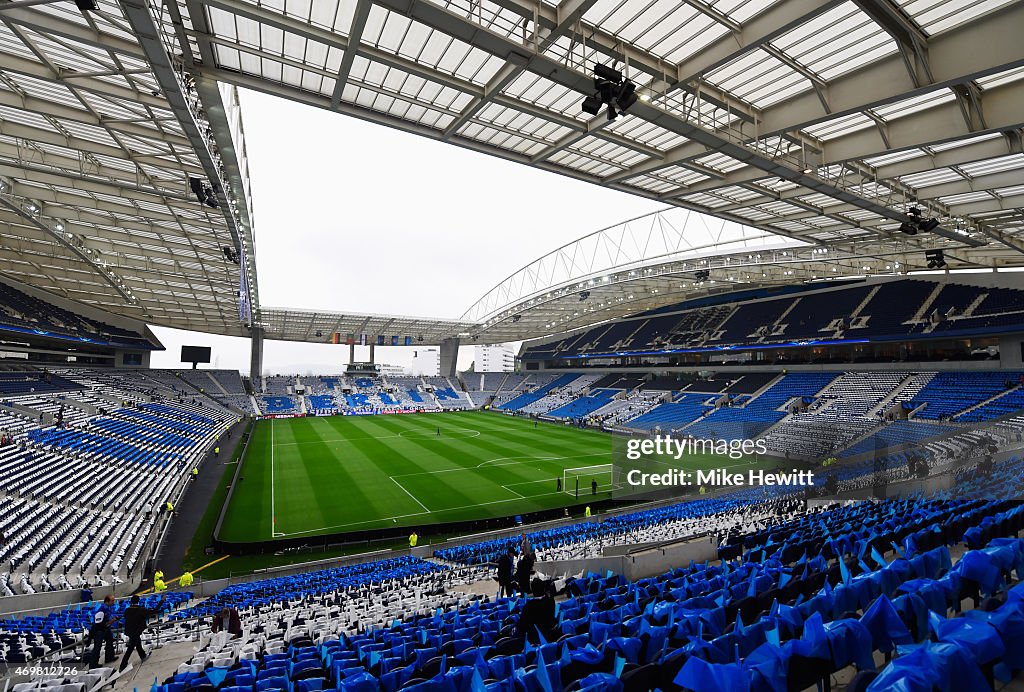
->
150, 89, 664, 375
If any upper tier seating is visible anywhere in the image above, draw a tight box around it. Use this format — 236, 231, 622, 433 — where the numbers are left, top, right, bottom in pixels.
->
0, 280, 151, 347
0, 371, 82, 396
522, 278, 1024, 361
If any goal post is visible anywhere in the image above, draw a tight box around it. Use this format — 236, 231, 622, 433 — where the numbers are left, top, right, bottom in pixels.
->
562, 464, 617, 496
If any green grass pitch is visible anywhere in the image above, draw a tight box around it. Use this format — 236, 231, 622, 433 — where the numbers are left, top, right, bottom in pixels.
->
218, 411, 767, 542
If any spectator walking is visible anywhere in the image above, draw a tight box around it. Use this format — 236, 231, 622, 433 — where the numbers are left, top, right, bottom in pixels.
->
88, 594, 117, 667
119, 594, 164, 671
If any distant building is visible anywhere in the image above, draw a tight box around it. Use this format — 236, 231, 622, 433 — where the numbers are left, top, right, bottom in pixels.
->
473, 344, 515, 372
411, 348, 440, 376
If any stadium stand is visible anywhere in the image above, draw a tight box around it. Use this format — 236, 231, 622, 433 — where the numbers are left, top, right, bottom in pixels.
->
676, 372, 838, 441
909, 372, 1023, 421
423, 377, 473, 410
12, 450, 1023, 690
544, 388, 617, 420
0, 369, 236, 597
461, 372, 509, 407
489, 373, 545, 409
497, 373, 578, 412
521, 279, 1024, 362
838, 420, 957, 458
260, 395, 301, 414
0, 280, 152, 348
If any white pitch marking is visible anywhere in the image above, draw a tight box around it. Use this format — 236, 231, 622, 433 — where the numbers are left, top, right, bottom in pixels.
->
390, 476, 430, 513
270, 417, 277, 537
274, 488, 583, 537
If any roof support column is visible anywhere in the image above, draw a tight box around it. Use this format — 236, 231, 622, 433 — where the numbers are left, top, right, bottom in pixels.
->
439, 338, 460, 379
249, 324, 264, 383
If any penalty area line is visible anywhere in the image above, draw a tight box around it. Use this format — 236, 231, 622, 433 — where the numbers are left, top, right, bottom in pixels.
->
390, 476, 430, 513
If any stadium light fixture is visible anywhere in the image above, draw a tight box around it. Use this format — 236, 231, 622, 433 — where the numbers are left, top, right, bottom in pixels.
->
594, 63, 623, 83
900, 205, 941, 235
189, 176, 219, 208
581, 63, 639, 122
581, 95, 602, 116
925, 249, 946, 269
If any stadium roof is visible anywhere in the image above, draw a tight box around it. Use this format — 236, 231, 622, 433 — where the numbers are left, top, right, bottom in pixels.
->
258, 306, 475, 343
0, 0, 1022, 345
0, 0, 258, 336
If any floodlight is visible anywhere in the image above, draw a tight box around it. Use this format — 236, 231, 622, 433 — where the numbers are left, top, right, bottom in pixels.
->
616, 80, 637, 111
899, 221, 918, 235
918, 218, 940, 233
594, 63, 623, 83
925, 249, 946, 269
75, 0, 99, 11
582, 95, 602, 116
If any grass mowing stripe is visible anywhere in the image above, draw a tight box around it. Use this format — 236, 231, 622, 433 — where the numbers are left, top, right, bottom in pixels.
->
386, 414, 572, 507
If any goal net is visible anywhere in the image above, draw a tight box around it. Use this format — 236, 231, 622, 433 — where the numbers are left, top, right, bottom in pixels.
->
562, 464, 617, 496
